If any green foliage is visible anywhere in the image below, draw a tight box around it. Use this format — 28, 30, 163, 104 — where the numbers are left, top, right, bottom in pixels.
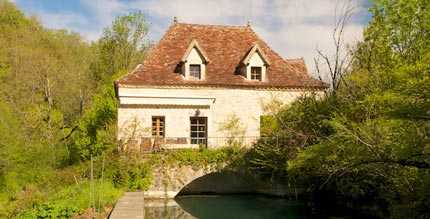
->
218, 114, 247, 147
0, 3, 150, 218
105, 156, 152, 190
69, 85, 118, 161
249, 94, 335, 177
17, 181, 122, 218
260, 115, 278, 136
250, 1, 430, 218
68, 11, 149, 162
92, 11, 148, 84
249, 137, 290, 177
145, 147, 246, 169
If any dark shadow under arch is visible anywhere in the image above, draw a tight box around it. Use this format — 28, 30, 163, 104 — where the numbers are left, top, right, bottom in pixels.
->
176, 171, 258, 196
174, 195, 310, 219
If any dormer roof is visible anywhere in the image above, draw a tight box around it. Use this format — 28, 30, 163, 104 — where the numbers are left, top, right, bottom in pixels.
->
117, 22, 328, 89
242, 44, 270, 66
181, 39, 210, 63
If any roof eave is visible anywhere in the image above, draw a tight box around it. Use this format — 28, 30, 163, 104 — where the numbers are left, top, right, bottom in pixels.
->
116, 81, 328, 90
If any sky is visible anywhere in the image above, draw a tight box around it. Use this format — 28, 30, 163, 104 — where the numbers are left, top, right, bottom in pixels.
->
12, 0, 373, 77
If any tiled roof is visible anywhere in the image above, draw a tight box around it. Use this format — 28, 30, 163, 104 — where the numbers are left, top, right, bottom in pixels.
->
116, 22, 328, 89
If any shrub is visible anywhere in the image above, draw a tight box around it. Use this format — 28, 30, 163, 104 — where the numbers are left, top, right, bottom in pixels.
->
17, 181, 122, 218
104, 155, 152, 191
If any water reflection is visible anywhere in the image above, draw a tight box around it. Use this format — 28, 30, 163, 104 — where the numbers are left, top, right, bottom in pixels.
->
144, 195, 311, 219
143, 198, 195, 219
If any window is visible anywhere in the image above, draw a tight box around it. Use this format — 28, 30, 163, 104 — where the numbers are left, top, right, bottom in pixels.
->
152, 116, 165, 137
189, 64, 201, 80
190, 117, 207, 145
251, 66, 262, 81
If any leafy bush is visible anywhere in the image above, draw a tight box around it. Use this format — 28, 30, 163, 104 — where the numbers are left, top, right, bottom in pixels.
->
68, 85, 118, 163
18, 181, 122, 218
147, 147, 245, 169
108, 156, 152, 190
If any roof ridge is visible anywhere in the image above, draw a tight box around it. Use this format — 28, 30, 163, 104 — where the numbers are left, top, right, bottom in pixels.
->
175, 22, 249, 29
285, 57, 305, 61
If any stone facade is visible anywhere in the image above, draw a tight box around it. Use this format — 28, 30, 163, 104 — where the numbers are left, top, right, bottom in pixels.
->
117, 85, 321, 149
115, 22, 327, 149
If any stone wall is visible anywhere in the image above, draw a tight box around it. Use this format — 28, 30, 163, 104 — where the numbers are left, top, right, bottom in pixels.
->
117, 86, 322, 149
144, 164, 299, 199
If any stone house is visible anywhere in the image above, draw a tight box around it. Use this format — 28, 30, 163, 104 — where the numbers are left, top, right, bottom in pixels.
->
115, 20, 327, 150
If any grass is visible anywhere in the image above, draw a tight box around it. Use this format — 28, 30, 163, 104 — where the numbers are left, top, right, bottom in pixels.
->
17, 181, 123, 218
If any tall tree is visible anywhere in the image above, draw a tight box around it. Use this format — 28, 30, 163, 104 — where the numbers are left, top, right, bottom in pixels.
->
314, 0, 356, 93
69, 12, 149, 161
92, 11, 148, 84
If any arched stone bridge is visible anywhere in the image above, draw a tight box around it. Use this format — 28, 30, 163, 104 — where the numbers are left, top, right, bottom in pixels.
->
143, 165, 295, 198
110, 165, 300, 218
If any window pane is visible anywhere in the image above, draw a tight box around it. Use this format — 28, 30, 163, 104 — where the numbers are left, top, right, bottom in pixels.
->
152, 116, 165, 137
189, 65, 201, 79
190, 117, 207, 145
251, 67, 262, 81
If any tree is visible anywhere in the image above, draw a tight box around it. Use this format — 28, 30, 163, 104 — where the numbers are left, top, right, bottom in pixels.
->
69, 12, 149, 162
314, 0, 356, 93
0, 0, 96, 167
91, 11, 148, 84
0, 3, 150, 217
252, 0, 430, 217
288, 1, 430, 217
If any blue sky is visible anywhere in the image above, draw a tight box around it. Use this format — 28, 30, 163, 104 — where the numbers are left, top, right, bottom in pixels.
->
12, 0, 372, 77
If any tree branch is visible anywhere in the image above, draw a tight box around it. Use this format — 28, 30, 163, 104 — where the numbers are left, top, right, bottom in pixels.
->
59, 125, 79, 141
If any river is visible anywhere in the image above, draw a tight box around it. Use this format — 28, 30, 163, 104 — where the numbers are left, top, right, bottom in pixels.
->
143, 195, 313, 219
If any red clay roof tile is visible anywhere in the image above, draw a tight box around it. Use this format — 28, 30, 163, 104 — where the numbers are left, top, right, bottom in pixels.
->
116, 22, 328, 89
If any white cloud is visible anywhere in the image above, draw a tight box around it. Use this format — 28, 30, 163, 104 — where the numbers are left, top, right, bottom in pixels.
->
247, 0, 368, 77
132, 0, 369, 78
18, 0, 370, 78
34, 11, 86, 29
79, 0, 130, 28
132, 0, 252, 24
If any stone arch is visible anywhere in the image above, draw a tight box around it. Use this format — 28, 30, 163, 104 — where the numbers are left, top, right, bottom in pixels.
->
144, 165, 258, 198
144, 165, 296, 198
177, 171, 258, 196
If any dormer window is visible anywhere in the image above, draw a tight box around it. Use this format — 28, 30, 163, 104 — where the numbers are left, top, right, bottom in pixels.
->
190, 64, 201, 80
241, 44, 270, 82
251, 66, 262, 81
180, 39, 209, 80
